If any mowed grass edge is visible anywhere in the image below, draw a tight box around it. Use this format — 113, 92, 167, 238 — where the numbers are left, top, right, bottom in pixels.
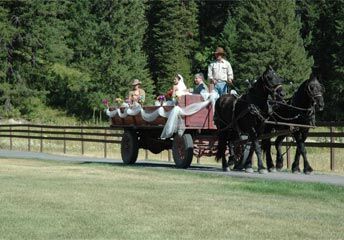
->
0, 158, 343, 240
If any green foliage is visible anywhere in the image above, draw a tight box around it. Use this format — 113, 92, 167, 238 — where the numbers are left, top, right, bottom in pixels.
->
0, 6, 14, 80
0, 0, 72, 119
146, 0, 199, 93
319, 0, 344, 119
217, 15, 238, 74
233, 0, 313, 90
0, 82, 47, 118
0, 0, 343, 121
198, 0, 237, 46
298, 0, 344, 119
66, 0, 154, 107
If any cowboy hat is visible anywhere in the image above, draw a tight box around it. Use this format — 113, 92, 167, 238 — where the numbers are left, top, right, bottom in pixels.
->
132, 79, 142, 86
213, 47, 225, 55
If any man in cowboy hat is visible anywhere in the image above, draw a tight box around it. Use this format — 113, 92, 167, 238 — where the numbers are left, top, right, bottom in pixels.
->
128, 79, 145, 105
207, 47, 234, 96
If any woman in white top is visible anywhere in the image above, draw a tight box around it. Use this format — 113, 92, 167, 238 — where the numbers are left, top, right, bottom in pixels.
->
172, 74, 187, 97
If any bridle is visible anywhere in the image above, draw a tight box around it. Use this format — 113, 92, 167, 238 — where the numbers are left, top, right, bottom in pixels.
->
263, 77, 283, 101
306, 82, 324, 105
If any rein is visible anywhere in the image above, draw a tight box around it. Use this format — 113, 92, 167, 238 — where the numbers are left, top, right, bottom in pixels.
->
216, 75, 283, 133
267, 100, 313, 112
216, 97, 267, 133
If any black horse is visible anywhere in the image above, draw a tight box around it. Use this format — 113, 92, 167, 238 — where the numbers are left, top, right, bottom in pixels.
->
262, 74, 325, 174
214, 66, 284, 173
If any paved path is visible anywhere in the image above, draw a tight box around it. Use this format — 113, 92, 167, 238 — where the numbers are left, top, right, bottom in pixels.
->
1, 150, 344, 187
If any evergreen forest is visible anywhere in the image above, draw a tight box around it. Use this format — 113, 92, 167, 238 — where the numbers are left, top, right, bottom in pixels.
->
0, 0, 343, 123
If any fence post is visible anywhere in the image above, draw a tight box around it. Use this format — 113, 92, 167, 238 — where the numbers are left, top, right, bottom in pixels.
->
63, 128, 66, 154
81, 127, 84, 155
40, 127, 43, 152
9, 126, 12, 150
286, 137, 291, 169
104, 129, 107, 158
330, 126, 335, 171
168, 150, 172, 162
27, 126, 31, 151
145, 149, 148, 160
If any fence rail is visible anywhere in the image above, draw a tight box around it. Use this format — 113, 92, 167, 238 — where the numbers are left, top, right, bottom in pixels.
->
0, 124, 123, 157
0, 122, 343, 171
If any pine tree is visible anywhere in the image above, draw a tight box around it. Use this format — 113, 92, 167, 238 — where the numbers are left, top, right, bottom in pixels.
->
0, 6, 14, 81
232, 0, 313, 88
198, 0, 237, 46
217, 15, 238, 72
92, 0, 153, 101
146, 0, 199, 93
331, 1, 344, 118
297, 0, 344, 119
0, 0, 72, 118
48, 0, 154, 117
313, 0, 344, 119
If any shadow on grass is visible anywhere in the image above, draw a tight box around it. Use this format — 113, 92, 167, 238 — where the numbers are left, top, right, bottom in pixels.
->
79, 160, 219, 171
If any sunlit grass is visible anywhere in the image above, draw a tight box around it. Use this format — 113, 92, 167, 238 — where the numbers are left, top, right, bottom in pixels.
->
0, 158, 343, 240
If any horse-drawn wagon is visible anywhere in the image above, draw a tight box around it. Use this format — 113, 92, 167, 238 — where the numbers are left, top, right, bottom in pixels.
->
106, 67, 324, 174
107, 93, 219, 169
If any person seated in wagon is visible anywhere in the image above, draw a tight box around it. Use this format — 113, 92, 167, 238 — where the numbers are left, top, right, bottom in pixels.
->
128, 79, 145, 105
172, 73, 189, 97
192, 73, 209, 94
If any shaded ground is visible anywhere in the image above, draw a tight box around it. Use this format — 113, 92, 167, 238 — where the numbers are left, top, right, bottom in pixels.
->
0, 150, 343, 186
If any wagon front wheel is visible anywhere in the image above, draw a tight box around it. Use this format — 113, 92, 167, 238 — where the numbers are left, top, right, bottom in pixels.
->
121, 130, 139, 164
172, 133, 193, 168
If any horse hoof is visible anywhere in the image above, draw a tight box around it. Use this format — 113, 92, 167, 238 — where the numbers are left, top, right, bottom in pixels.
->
245, 168, 254, 173
292, 169, 301, 174
276, 168, 283, 172
222, 167, 230, 172
268, 167, 276, 173
304, 170, 313, 175
233, 164, 244, 171
259, 169, 268, 174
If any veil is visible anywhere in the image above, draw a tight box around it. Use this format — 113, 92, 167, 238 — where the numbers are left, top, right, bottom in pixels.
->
176, 74, 187, 94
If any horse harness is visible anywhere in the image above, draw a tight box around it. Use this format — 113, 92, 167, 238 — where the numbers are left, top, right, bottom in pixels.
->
217, 95, 273, 135
217, 81, 285, 134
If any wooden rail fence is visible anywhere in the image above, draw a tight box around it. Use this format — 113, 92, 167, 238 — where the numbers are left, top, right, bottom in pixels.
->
0, 122, 343, 171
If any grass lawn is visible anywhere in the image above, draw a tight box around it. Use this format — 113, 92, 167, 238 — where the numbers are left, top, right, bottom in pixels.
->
0, 158, 343, 240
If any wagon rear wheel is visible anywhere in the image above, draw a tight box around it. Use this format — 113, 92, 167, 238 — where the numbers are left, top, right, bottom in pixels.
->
121, 129, 139, 164
172, 133, 193, 168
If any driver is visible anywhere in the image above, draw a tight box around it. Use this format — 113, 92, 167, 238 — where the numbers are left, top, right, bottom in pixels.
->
207, 47, 234, 96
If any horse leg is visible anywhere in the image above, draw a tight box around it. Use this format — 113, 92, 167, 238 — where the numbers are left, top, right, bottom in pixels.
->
233, 144, 246, 171
240, 142, 253, 173
275, 135, 285, 171
228, 142, 236, 169
262, 138, 275, 172
243, 142, 255, 173
216, 131, 229, 172
291, 133, 302, 173
300, 131, 313, 174
254, 139, 267, 174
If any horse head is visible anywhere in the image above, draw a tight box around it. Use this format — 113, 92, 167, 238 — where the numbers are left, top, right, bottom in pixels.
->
261, 66, 285, 100
306, 75, 325, 111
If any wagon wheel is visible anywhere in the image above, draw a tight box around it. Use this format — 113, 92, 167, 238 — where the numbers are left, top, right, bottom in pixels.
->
172, 133, 193, 168
121, 129, 139, 164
